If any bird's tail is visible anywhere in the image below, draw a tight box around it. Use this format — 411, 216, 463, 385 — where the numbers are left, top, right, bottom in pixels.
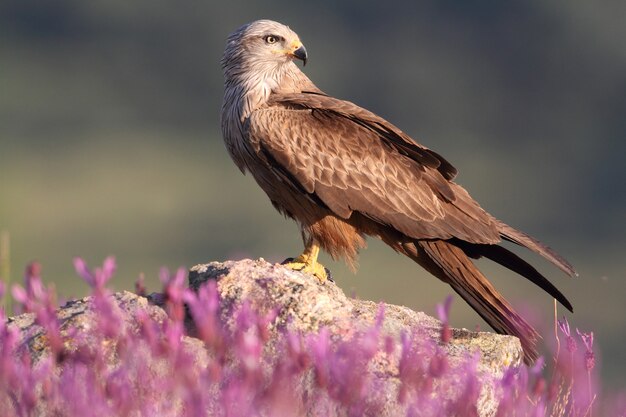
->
451, 239, 573, 313
496, 220, 577, 277
415, 240, 540, 363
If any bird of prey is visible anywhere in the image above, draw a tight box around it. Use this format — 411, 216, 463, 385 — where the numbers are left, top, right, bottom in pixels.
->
220, 19, 575, 363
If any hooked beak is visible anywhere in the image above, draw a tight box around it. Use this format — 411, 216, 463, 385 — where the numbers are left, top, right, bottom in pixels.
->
291, 44, 308, 66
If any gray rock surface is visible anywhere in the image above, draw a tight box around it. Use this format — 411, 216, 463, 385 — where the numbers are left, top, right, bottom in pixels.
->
8, 291, 209, 367
7, 258, 522, 416
189, 259, 523, 416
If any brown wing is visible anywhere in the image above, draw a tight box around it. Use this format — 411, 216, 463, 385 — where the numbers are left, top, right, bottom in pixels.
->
272, 91, 459, 181
246, 92, 501, 244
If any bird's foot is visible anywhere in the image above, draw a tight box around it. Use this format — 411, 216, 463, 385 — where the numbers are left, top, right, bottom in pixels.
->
281, 256, 332, 284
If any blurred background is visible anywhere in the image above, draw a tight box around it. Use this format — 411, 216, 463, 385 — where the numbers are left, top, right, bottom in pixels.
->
1, 0, 624, 387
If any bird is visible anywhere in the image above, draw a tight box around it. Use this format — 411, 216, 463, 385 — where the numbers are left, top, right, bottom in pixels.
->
220, 19, 575, 363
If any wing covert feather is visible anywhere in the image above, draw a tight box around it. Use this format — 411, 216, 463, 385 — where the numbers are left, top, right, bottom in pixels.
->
247, 100, 500, 243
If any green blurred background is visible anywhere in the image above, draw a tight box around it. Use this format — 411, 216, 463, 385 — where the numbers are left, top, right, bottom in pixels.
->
1, 0, 624, 386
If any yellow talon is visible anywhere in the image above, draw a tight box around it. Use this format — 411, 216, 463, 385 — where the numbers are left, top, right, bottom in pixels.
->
282, 242, 330, 283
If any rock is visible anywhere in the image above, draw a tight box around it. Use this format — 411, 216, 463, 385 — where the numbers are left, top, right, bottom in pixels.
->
6, 258, 522, 416
189, 259, 522, 369
189, 259, 523, 416
8, 291, 209, 368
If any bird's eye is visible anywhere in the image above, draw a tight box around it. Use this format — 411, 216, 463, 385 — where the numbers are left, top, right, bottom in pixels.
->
264, 35, 279, 44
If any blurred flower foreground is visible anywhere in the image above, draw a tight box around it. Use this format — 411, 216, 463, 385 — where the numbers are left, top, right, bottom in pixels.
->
0, 257, 617, 416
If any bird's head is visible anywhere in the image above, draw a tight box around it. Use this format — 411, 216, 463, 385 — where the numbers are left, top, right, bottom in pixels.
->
222, 20, 308, 80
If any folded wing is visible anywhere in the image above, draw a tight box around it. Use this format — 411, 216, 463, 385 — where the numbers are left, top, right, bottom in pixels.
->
247, 92, 501, 244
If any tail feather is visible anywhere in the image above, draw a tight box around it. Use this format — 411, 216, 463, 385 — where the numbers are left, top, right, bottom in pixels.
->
451, 239, 573, 312
418, 240, 540, 364
496, 221, 577, 277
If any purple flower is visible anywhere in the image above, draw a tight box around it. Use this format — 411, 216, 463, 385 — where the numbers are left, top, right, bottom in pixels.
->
428, 348, 448, 378
309, 327, 331, 388
184, 280, 225, 352
161, 267, 187, 322
558, 316, 577, 354
73, 256, 116, 290
0, 257, 620, 416
577, 329, 595, 371
134, 273, 146, 296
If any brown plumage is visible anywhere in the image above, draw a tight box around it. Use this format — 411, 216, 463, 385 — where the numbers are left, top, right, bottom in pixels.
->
220, 20, 576, 363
